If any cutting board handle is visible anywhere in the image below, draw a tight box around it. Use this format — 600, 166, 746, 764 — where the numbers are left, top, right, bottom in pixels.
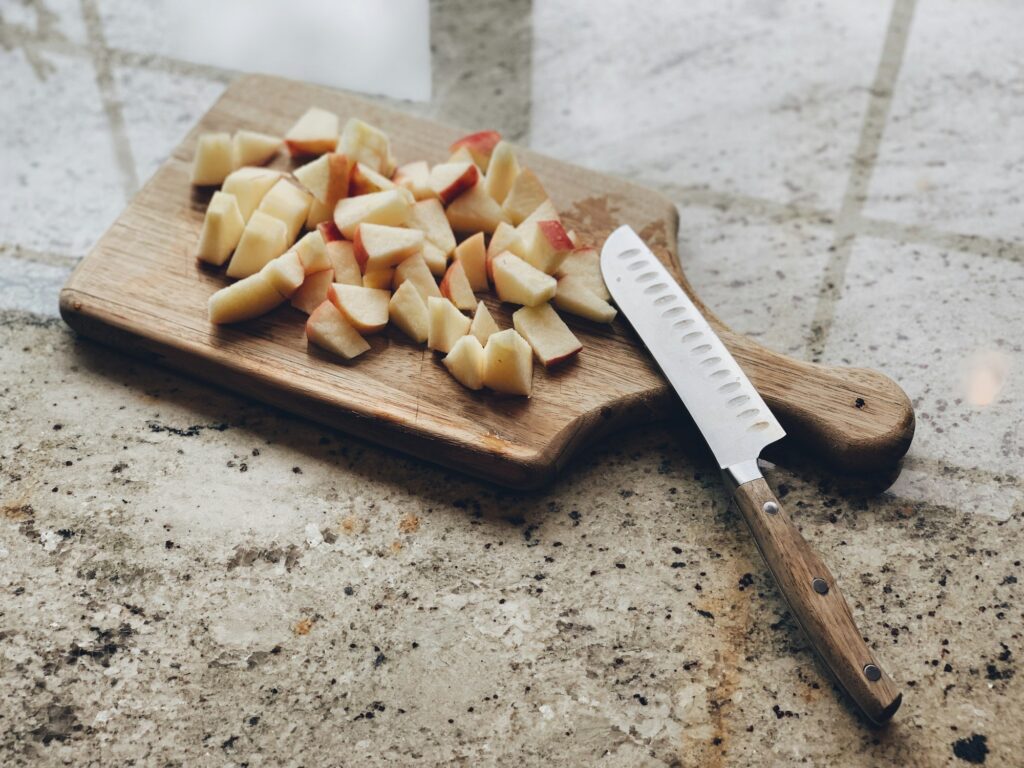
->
721, 328, 916, 472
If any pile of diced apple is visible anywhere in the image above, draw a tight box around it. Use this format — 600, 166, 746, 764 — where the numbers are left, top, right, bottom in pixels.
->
192, 108, 617, 396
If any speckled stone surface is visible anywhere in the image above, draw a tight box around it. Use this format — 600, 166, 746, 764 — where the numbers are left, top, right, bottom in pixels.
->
1, 1, 1021, 766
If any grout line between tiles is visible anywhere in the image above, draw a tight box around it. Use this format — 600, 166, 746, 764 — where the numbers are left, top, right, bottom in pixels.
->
804, 0, 917, 363
79, 0, 140, 200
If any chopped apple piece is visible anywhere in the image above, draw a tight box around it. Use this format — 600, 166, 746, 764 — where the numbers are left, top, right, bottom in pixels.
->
196, 191, 245, 266
516, 199, 561, 236
449, 130, 502, 172
262, 250, 305, 298
406, 199, 456, 255
285, 107, 339, 157
470, 300, 500, 345
349, 162, 396, 196
388, 281, 429, 343
556, 247, 610, 300
566, 229, 580, 247
394, 161, 432, 200
422, 242, 448, 276
427, 297, 471, 353
454, 232, 488, 291
333, 189, 411, 238
439, 261, 476, 310
523, 219, 573, 274
327, 242, 362, 286
393, 254, 441, 301
232, 130, 281, 167
487, 222, 528, 263
448, 146, 475, 166
483, 329, 532, 396
208, 270, 284, 325
554, 276, 617, 323
443, 335, 486, 390
305, 197, 331, 229
328, 284, 390, 334
428, 162, 478, 205
491, 252, 557, 307
291, 268, 334, 314
191, 132, 234, 186
257, 179, 311, 244
363, 268, 394, 290
353, 223, 424, 271
293, 230, 329, 273
222, 167, 281, 222
501, 168, 548, 225
226, 211, 289, 278
317, 220, 343, 243
306, 300, 370, 359
339, 117, 395, 176
294, 152, 350, 209
445, 185, 506, 233
483, 141, 519, 204
513, 304, 582, 367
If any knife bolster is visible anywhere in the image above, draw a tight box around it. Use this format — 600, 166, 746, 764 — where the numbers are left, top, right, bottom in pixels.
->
723, 459, 762, 494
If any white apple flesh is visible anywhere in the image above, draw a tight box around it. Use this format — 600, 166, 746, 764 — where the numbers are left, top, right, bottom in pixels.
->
406, 198, 456, 255
428, 162, 479, 205
291, 268, 334, 314
208, 271, 284, 325
222, 167, 281, 222
445, 184, 507, 234
393, 254, 442, 301
449, 130, 501, 172
482, 328, 533, 396
333, 190, 412, 239
285, 107, 339, 157
293, 152, 350, 208
523, 219, 574, 274
556, 247, 610, 300
293, 230, 329, 274
353, 223, 424, 271
388, 280, 429, 343
306, 300, 370, 359
393, 161, 432, 200
427, 296, 471, 353
491, 252, 557, 307
339, 117, 396, 176
483, 140, 519, 204
226, 211, 289, 278
455, 232, 488, 291
470, 300, 500, 345
501, 168, 548, 225
196, 191, 245, 266
512, 303, 582, 367
439, 260, 476, 311
191, 132, 234, 186
443, 335, 486, 390
554, 275, 617, 323
256, 179, 311, 244
232, 130, 281, 167
328, 284, 391, 334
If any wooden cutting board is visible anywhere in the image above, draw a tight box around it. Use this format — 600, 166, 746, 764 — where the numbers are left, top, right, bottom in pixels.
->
59, 75, 914, 488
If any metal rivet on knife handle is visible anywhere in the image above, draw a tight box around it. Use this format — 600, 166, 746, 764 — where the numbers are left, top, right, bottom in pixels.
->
762, 501, 779, 515
864, 664, 882, 682
812, 578, 829, 595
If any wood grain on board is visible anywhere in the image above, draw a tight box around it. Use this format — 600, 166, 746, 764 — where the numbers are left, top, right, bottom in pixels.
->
60, 75, 914, 488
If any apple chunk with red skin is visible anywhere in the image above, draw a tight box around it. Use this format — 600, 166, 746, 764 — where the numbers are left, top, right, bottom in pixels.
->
306, 301, 370, 360
394, 161, 432, 200
449, 130, 501, 172
208, 251, 303, 324
427, 297, 471, 353
294, 152, 350, 209
523, 220, 573, 274
353, 223, 424, 271
328, 284, 391, 334
512, 303, 582, 367
439, 261, 476, 310
348, 162, 396, 196
556, 247, 610, 300
285, 107, 339, 157
428, 162, 478, 205
491, 252, 557, 307
443, 335, 486, 390
482, 329, 533, 396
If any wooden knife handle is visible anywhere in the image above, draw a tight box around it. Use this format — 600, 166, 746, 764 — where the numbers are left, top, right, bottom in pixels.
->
732, 477, 902, 724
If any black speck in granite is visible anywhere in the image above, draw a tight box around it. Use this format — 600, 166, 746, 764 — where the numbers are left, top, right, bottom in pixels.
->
952, 734, 988, 764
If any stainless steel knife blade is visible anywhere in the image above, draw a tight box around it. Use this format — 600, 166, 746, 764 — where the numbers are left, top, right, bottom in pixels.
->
599, 225, 902, 725
599, 225, 785, 474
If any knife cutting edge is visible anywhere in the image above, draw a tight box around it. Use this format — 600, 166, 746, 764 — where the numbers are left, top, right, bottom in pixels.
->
600, 225, 901, 725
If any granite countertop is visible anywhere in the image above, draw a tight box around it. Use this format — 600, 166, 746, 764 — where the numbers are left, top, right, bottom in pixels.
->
1, 1, 1021, 766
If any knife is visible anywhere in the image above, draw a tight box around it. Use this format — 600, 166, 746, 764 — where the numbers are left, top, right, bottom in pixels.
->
600, 226, 901, 724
